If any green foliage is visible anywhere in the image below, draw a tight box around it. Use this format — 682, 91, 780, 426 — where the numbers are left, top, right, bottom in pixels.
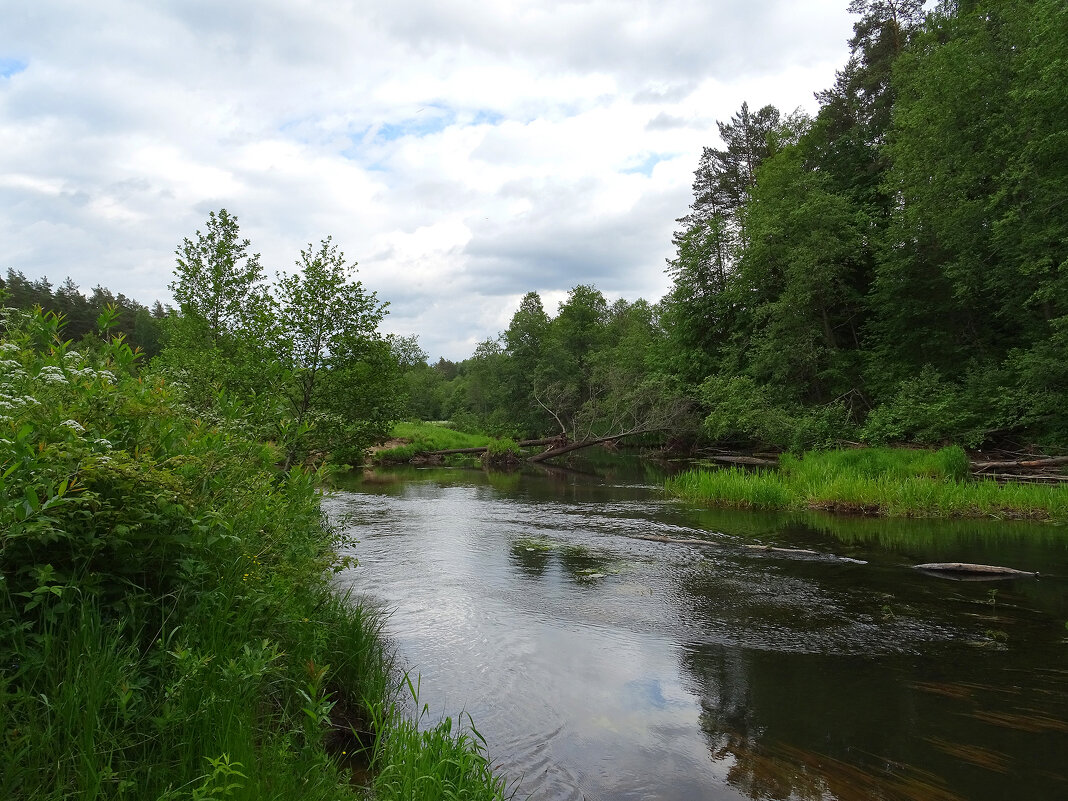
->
698, 375, 858, 451
171, 209, 272, 345
486, 437, 520, 457
859, 367, 988, 446
441, 286, 691, 448
275, 238, 396, 467
0, 269, 167, 357
372, 422, 493, 463
648, 0, 1068, 451
0, 306, 504, 800
781, 446, 972, 484
159, 211, 401, 466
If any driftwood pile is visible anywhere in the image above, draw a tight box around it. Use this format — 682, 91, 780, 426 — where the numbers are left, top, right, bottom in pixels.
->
970, 454, 1068, 484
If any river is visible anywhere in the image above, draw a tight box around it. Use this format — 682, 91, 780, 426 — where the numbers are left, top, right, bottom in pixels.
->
325, 460, 1068, 801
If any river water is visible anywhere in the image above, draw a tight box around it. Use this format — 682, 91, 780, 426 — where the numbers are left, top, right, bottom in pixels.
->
326, 460, 1068, 801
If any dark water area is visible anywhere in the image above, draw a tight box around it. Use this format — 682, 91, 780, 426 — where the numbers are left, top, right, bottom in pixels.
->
326, 459, 1068, 801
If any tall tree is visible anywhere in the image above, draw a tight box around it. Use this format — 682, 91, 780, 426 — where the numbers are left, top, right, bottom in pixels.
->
663, 103, 790, 384
170, 209, 271, 346
274, 237, 391, 468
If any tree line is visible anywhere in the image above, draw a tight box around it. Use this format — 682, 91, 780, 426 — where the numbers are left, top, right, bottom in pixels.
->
419, 0, 1068, 451
6, 0, 1064, 457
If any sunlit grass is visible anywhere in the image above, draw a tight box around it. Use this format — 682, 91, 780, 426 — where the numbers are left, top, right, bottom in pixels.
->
666, 447, 1068, 522
374, 421, 494, 463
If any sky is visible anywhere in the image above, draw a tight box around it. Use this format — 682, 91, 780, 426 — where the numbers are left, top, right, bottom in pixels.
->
0, 0, 856, 362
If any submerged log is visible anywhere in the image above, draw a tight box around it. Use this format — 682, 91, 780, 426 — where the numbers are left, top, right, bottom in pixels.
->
914, 562, 1037, 577
704, 455, 779, 467
631, 532, 848, 559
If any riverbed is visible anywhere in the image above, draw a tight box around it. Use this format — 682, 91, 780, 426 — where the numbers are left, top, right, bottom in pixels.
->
326, 461, 1068, 801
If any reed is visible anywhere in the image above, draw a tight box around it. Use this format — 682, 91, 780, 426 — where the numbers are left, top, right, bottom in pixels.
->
369, 676, 511, 801
667, 447, 1068, 522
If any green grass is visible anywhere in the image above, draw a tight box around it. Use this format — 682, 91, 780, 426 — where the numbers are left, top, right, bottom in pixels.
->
369, 676, 510, 801
373, 421, 494, 463
667, 446, 1068, 522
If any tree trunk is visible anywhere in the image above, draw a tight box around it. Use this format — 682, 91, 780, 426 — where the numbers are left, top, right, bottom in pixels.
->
971, 456, 1068, 470
527, 433, 633, 463
423, 437, 562, 457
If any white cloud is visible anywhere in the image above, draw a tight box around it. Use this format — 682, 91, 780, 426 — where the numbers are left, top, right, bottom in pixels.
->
0, 0, 855, 360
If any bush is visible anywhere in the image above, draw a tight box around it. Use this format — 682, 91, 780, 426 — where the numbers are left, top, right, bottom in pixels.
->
2, 306, 509, 800
861, 366, 985, 446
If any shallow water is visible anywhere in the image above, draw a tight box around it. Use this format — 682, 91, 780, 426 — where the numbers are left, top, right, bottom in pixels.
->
327, 461, 1068, 801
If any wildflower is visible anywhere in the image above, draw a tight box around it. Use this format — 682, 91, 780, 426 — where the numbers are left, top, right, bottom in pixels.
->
93, 438, 113, 450
0, 343, 18, 354
63, 350, 82, 361
61, 419, 86, 433
0, 360, 21, 370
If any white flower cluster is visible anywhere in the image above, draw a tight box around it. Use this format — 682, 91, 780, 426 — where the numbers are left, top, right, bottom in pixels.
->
0, 343, 19, 355
61, 419, 86, 434
37, 365, 69, 385
0, 390, 39, 413
93, 438, 112, 450
63, 350, 82, 362
64, 366, 116, 384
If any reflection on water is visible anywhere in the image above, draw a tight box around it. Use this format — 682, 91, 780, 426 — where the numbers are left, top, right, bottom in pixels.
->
327, 460, 1068, 801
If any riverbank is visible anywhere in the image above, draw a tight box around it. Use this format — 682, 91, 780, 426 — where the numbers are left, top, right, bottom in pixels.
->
0, 310, 507, 801
371, 420, 494, 463
666, 447, 1068, 522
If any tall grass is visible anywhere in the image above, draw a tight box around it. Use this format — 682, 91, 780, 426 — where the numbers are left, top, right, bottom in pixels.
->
369, 676, 510, 801
374, 421, 494, 463
667, 447, 1068, 522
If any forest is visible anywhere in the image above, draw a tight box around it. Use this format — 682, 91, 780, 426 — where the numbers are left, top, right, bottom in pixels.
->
397, 0, 1068, 453
4, 1, 1065, 458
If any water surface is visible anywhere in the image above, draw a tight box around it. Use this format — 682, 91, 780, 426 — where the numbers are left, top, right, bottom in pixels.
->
327, 462, 1068, 801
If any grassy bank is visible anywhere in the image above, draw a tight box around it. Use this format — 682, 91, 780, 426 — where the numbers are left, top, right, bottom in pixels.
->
667, 447, 1068, 521
1, 309, 508, 800
372, 421, 495, 463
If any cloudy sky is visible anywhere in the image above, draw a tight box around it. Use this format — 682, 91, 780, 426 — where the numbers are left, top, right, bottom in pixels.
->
1, 0, 855, 361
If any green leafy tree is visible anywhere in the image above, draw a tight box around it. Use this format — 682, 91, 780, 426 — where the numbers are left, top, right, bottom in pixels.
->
734, 143, 867, 403
274, 237, 394, 467
171, 209, 271, 345
502, 291, 553, 435
159, 210, 281, 433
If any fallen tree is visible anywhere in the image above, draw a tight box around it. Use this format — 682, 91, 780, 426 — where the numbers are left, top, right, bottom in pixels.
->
420, 436, 562, 456
914, 562, 1037, 577
418, 432, 650, 462
971, 455, 1068, 470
